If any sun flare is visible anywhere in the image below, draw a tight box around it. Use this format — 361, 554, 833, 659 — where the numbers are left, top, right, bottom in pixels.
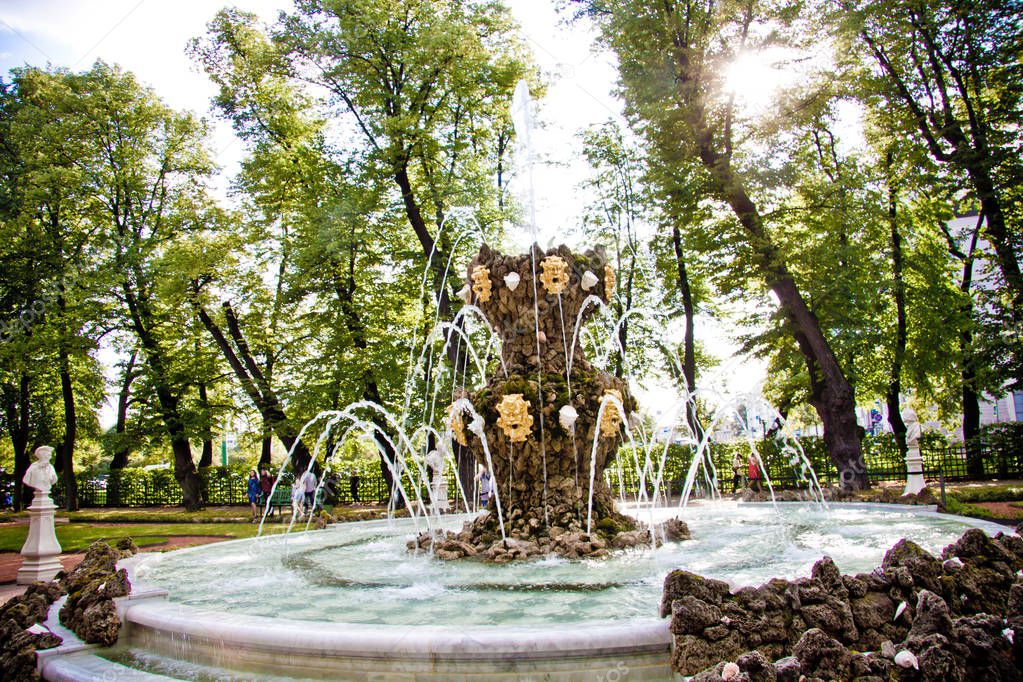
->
723, 49, 793, 112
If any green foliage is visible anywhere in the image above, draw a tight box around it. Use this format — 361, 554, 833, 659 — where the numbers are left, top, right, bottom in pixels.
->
0, 523, 260, 553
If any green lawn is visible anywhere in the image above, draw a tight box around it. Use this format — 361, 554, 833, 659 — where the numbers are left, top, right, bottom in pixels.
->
0, 521, 262, 553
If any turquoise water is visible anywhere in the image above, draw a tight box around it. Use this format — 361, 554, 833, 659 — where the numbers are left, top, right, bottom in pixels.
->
132, 503, 1004, 627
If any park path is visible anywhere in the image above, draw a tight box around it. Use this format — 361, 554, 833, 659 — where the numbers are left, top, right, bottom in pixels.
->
0, 535, 229, 604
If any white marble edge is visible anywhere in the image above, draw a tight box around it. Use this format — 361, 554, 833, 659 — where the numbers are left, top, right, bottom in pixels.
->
112, 502, 1012, 665
123, 599, 671, 659
35, 595, 98, 674
734, 500, 1015, 534
41, 651, 178, 681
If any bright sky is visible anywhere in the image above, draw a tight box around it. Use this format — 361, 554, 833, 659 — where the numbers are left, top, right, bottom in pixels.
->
0, 0, 768, 424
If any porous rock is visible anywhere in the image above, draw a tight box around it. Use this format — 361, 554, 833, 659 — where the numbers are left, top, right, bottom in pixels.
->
663, 529, 1023, 679
59, 540, 135, 646
0, 618, 62, 682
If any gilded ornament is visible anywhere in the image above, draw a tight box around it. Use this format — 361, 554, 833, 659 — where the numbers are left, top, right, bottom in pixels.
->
496, 393, 533, 443
603, 264, 616, 300
599, 389, 624, 438
471, 265, 492, 303
539, 256, 569, 295
447, 403, 468, 446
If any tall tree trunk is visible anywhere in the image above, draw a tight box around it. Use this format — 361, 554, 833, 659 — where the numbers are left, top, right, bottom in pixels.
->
702, 157, 865, 488
961, 334, 983, 477
884, 164, 908, 456
3, 374, 32, 510
966, 165, 1023, 320
672, 226, 704, 442
260, 430, 273, 468
197, 382, 213, 467
393, 159, 472, 499
123, 284, 202, 511
111, 350, 137, 470
194, 301, 312, 473
957, 222, 985, 478
58, 345, 78, 511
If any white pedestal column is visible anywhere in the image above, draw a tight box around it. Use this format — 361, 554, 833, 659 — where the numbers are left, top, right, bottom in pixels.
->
17, 488, 63, 584
903, 443, 926, 496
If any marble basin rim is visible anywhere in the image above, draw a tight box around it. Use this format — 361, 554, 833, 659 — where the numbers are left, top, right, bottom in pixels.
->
94, 502, 1011, 681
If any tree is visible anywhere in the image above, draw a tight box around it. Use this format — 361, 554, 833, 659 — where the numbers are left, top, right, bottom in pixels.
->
67, 62, 216, 510
193, 2, 536, 499
277, 0, 531, 324
0, 68, 112, 510
841, 0, 1023, 345
580, 0, 868, 486
580, 121, 654, 379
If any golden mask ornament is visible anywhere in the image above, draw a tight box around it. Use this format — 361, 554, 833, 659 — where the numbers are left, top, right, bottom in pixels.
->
497, 393, 533, 443
599, 389, 624, 438
471, 265, 492, 303
539, 255, 570, 295
604, 264, 616, 301
447, 403, 468, 446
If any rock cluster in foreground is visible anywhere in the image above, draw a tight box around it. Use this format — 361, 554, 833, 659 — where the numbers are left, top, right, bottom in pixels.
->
59, 538, 137, 646
663, 526, 1023, 681
410, 514, 691, 562
0, 581, 64, 682
0, 538, 138, 681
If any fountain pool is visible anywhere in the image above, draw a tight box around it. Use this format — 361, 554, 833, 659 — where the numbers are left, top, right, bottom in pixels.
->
40, 502, 1009, 681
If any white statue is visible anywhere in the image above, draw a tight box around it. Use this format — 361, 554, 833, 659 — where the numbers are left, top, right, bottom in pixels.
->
17, 445, 62, 584
902, 407, 921, 447
426, 441, 450, 512
23, 445, 58, 492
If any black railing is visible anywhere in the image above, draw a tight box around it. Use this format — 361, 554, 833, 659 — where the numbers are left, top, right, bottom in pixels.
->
1, 436, 1019, 509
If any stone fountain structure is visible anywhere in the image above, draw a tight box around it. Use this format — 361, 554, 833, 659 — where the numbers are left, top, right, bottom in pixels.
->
413, 244, 688, 561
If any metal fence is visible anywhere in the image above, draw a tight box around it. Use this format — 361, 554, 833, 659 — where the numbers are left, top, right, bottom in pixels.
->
1, 436, 1020, 509
0, 464, 469, 509
605, 436, 1023, 497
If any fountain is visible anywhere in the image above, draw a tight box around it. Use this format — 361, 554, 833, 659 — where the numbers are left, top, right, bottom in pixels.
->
410, 243, 688, 562
35, 255, 1013, 679
29, 86, 1015, 682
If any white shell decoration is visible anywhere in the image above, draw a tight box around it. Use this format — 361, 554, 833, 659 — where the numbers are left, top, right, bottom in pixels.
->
894, 601, 907, 621
457, 283, 472, 304
721, 662, 740, 680
894, 650, 918, 670
504, 272, 521, 291
559, 404, 578, 432
581, 270, 599, 290
468, 414, 486, 436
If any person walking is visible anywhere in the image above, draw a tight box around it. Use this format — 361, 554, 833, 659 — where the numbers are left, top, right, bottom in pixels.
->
301, 469, 318, 514
731, 452, 744, 493
259, 468, 273, 505
349, 470, 360, 503
478, 468, 492, 507
747, 453, 762, 493
246, 470, 261, 522
291, 478, 305, 518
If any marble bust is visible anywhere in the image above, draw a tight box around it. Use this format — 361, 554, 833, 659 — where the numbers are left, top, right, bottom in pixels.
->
23, 445, 58, 492
903, 407, 921, 447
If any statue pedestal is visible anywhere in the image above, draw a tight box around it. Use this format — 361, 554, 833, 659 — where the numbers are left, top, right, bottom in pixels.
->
432, 480, 450, 513
17, 489, 63, 584
903, 444, 926, 496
